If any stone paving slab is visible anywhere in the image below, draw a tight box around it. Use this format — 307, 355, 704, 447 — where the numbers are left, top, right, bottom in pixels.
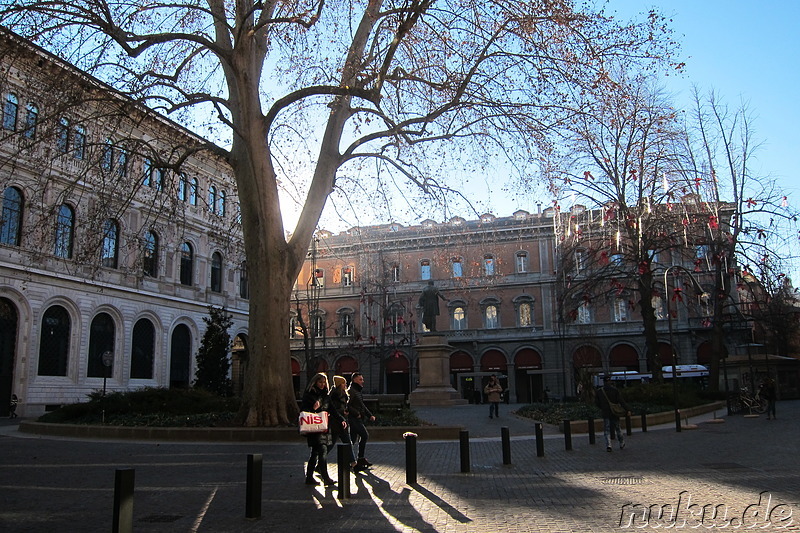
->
0, 401, 799, 532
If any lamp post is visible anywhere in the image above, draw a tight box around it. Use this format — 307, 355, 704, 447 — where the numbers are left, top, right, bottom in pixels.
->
663, 265, 705, 433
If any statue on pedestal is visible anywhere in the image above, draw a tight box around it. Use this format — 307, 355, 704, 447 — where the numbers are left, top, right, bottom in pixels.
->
418, 281, 448, 332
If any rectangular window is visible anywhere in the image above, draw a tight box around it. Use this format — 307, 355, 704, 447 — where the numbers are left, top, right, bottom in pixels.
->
613, 300, 628, 322
452, 259, 462, 278
391, 264, 401, 282
485, 305, 498, 329
516, 252, 528, 273
342, 267, 353, 287
484, 255, 495, 276
577, 302, 591, 324
420, 260, 431, 281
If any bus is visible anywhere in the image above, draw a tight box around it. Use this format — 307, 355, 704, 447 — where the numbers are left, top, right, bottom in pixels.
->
593, 365, 709, 388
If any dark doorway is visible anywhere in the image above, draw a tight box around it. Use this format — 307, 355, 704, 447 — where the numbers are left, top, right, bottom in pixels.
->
0, 298, 18, 416
170, 324, 192, 389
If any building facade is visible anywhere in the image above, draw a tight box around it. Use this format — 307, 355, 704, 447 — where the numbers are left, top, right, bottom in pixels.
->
0, 30, 250, 416
290, 203, 748, 403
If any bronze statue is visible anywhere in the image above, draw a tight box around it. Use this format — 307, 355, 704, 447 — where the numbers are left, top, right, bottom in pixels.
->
418, 281, 449, 332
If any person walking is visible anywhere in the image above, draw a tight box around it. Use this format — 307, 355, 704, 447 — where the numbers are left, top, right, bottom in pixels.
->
484, 375, 503, 419
328, 375, 357, 469
300, 373, 337, 486
347, 372, 376, 472
761, 377, 777, 420
8, 394, 18, 419
595, 375, 630, 452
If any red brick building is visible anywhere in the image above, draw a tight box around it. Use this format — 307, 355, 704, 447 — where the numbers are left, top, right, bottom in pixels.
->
289, 200, 749, 403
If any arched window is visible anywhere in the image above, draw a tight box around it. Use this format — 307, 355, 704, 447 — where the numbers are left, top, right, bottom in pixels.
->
54, 204, 74, 259
481, 298, 500, 329
210, 251, 223, 292
143, 230, 158, 277
115, 148, 128, 177
143, 158, 153, 187
101, 219, 119, 268
239, 260, 249, 299
613, 298, 628, 322
56, 117, 70, 153
100, 138, 113, 171
518, 301, 532, 327
388, 305, 404, 334
218, 190, 226, 216
312, 311, 325, 338
2, 93, 18, 131
178, 173, 188, 202
485, 305, 498, 329
87, 313, 115, 377
179, 242, 193, 286
38, 305, 70, 376
339, 309, 354, 337
169, 324, 192, 389
131, 318, 155, 379
72, 125, 86, 160
452, 305, 466, 330
189, 178, 198, 205
208, 185, 217, 212
1, 187, 23, 246
23, 102, 38, 139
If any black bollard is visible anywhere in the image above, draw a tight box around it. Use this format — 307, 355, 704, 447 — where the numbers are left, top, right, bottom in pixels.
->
535, 422, 544, 457
675, 408, 682, 433
641, 412, 648, 432
563, 420, 572, 451
501, 427, 511, 465
112, 468, 135, 533
337, 445, 351, 499
404, 433, 417, 485
625, 413, 632, 436
245, 454, 262, 518
588, 417, 596, 445
459, 430, 470, 473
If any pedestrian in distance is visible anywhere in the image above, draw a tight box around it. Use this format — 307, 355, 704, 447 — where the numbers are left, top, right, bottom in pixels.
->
484, 375, 503, 419
595, 375, 630, 452
761, 377, 777, 420
8, 394, 18, 419
300, 373, 337, 486
347, 372, 376, 472
328, 375, 357, 469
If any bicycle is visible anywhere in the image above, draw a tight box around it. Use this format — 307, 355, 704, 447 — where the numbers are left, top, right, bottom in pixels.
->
729, 386, 768, 415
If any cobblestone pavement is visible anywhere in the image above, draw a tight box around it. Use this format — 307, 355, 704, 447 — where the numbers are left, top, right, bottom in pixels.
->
0, 401, 799, 532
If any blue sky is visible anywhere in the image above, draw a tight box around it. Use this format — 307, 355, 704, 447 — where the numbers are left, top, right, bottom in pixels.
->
608, 0, 798, 197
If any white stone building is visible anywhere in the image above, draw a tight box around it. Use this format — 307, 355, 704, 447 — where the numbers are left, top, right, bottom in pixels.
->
0, 29, 249, 416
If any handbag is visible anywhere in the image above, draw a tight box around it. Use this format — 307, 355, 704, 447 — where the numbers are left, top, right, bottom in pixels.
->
298, 410, 329, 434
602, 389, 627, 417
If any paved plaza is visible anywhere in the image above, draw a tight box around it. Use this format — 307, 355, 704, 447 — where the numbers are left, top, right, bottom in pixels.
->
0, 401, 799, 532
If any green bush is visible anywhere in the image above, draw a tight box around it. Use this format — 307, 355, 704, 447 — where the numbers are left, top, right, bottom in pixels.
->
515, 383, 713, 425
38, 387, 240, 426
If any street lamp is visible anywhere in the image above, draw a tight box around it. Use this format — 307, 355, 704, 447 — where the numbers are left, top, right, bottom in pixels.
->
663, 265, 705, 433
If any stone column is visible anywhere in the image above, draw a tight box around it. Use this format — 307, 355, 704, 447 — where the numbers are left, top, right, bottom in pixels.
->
409, 335, 468, 406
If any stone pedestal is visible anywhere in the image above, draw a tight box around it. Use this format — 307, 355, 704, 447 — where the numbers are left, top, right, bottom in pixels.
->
409, 335, 468, 406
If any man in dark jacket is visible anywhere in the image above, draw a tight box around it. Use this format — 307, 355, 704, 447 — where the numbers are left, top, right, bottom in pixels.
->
348, 372, 376, 471
595, 375, 630, 452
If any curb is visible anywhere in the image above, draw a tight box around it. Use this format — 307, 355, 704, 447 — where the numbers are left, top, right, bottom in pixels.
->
18, 421, 464, 442
561, 401, 726, 433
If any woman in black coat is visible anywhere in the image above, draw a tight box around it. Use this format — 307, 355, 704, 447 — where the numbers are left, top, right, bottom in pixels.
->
301, 373, 336, 486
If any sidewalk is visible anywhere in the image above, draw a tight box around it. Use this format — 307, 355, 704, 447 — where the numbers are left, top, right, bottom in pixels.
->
1, 401, 798, 532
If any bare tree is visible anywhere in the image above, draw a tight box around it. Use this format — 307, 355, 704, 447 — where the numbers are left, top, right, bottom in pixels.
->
676, 90, 800, 390
543, 67, 708, 381
1, 1, 676, 425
